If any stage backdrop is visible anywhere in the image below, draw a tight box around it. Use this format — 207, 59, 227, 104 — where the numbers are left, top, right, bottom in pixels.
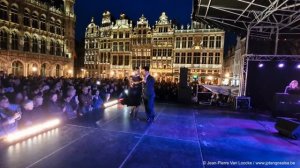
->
246, 61, 300, 110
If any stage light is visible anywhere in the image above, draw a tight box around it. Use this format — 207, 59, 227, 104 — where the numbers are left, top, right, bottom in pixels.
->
258, 63, 264, 68
5, 119, 61, 143
207, 76, 213, 80
278, 63, 285, 68
124, 89, 129, 95
297, 64, 300, 69
104, 100, 119, 108
32, 67, 37, 72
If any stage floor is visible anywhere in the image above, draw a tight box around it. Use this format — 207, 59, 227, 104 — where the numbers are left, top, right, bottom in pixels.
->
0, 104, 299, 168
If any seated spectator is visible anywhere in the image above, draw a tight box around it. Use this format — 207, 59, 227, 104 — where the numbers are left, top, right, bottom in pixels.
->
0, 95, 21, 137
92, 90, 103, 110
45, 92, 63, 118
62, 87, 78, 120
20, 100, 34, 127
31, 93, 45, 122
79, 86, 93, 117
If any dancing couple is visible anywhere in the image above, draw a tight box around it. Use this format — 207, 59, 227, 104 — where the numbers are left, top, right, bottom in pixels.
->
128, 66, 155, 123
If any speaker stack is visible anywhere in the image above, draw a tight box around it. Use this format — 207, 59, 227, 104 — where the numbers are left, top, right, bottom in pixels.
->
178, 68, 191, 104
275, 117, 300, 139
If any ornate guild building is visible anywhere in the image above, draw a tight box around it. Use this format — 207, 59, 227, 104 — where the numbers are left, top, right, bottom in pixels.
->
84, 11, 224, 84
0, 0, 75, 77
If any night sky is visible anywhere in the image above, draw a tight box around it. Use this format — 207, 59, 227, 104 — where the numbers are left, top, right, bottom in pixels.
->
74, 0, 192, 41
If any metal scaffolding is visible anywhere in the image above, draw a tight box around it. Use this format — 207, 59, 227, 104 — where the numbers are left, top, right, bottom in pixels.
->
193, 0, 300, 96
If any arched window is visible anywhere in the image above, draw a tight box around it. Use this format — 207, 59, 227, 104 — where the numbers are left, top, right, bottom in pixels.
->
40, 15, 46, 31
11, 32, 18, 50
56, 42, 61, 56
23, 9, 30, 26
40, 38, 46, 54
56, 20, 61, 35
0, 1, 8, 20
11, 5, 18, 23
32, 12, 39, 29
50, 40, 55, 55
12, 61, 23, 76
32, 37, 38, 53
55, 64, 60, 77
23, 35, 30, 51
0, 29, 8, 50
50, 18, 55, 33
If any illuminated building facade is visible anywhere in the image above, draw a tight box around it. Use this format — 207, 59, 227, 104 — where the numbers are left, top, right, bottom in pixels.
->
84, 11, 224, 84
0, 0, 76, 77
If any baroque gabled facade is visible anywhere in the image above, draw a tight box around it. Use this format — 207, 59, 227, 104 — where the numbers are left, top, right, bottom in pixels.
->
84, 11, 224, 84
0, 0, 76, 77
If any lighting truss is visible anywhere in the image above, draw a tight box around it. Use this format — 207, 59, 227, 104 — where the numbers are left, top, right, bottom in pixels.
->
194, 0, 300, 38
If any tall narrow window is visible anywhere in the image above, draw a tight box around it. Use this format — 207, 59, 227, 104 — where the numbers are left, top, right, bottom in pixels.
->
0, 30, 8, 50
11, 5, 18, 23
32, 12, 39, 29
193, 52, 200, 64
23, 9, 30, 26
56, 20, 61, 35
188, 37, 193, 48
175, 53, 180, 64
215, 53, 220, 64
202, 53, 207, 64
119, 42, 124, 51
125, 42, 129, 51
118, 55, 123, 65
11, 32, 18, 50
56, 42, 61, 56
50, 40, 55, 55
187, 53, 192, 64
208, 53, 214, 64
0, 2, 8, 20
112, 56, 117, 65
167, 49, 172, 57
41, 38, 46, 54
216, 36, 221, 48
182, 37, 187, 48
50, 18, 55, 33
32, 37, 38, 53
202, 36, 208, 48
209, 36, 215, 48
23, 35, 30, 51
113, 42, 117, 51
125, 56, 129, 65
176, 37, 180, 48
181, 53, 186, 64
40, 15, 46, 31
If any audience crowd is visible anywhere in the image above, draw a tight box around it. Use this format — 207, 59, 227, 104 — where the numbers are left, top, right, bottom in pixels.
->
0, 75, 129, 137
0, 74, 233, 138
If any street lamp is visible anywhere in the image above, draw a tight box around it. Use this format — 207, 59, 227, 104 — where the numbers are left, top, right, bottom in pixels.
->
32, 67, 37, 72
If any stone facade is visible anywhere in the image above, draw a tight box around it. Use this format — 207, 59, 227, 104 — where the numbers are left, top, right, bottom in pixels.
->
84, 11, 224, 84
0, 0, 75, 77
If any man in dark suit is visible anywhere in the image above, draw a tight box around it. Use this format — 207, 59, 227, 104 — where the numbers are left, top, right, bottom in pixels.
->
141, 66, 156, 122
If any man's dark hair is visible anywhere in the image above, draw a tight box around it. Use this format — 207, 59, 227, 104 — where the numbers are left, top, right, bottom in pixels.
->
142, 66, 150, 72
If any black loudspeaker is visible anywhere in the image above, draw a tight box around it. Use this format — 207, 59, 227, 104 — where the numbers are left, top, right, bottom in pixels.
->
179, 67, 188, 87
275, 117, 300, 139
178, 87, 192, 104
